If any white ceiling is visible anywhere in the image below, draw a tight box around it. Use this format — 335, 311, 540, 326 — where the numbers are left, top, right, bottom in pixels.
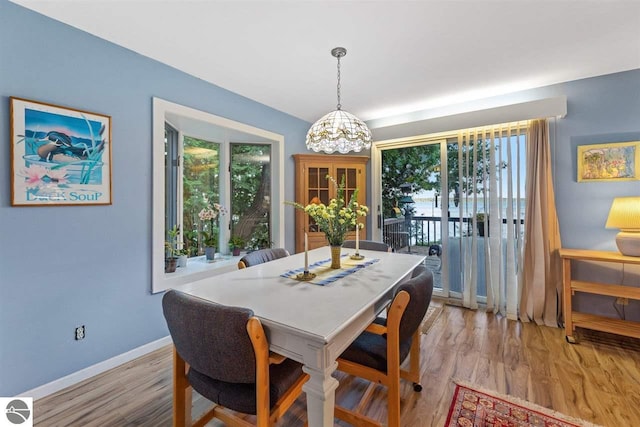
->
10, 0, 640, 123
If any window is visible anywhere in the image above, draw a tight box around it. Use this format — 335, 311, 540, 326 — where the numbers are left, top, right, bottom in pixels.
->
230, 143, 272, 250
152, 98, 284, 293
176, 134, 222, 257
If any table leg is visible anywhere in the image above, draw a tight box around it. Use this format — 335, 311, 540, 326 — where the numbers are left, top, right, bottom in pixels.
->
302, 362, 339, 427
562, 258, 575, 343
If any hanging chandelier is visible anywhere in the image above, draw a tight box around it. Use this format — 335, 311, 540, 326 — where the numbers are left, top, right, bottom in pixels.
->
305, 47, 372, 154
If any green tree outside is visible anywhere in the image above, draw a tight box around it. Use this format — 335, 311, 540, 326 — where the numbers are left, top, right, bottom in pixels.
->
381, 139, 503, 218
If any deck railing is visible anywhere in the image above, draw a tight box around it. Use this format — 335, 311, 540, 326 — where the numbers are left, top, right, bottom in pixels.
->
382, 218, 411, 252
383, 215, 524, 251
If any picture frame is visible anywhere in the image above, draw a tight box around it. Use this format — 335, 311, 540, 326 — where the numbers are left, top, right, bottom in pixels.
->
10, 97, 112, 206
577, 141, 640, 182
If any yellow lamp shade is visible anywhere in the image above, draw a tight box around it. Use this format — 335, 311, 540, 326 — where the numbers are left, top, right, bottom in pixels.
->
606, 197, 640, 256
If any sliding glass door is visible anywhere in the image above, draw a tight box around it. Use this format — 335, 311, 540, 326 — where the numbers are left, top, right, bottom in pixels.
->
378, 139, 450, 298
374, 122, 528, 314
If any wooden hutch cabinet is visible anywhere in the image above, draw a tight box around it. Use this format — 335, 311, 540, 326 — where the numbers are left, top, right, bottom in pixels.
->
292, 154, 369, 253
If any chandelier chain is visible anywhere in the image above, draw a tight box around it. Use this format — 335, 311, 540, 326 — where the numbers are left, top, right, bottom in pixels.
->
336, 55, 342, 110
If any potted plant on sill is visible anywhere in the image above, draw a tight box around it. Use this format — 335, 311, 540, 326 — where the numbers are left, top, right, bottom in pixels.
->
165, 225, 180, 273
202, 233, 217, 261
229, 235, 246, 256
176, 248, 188, 268
199, 202, 227, 261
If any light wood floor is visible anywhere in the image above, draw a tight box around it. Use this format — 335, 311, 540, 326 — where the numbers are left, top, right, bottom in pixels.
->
34, 305, 640, 426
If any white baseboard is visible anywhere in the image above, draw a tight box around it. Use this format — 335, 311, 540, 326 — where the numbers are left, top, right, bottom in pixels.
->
22, 335, 172, 400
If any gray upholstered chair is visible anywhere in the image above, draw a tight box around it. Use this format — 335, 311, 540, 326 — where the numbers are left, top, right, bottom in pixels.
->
162, 289, 308, 427
334, 266, 434, 427
237, 248, 290, 269
342, 240, 391, 252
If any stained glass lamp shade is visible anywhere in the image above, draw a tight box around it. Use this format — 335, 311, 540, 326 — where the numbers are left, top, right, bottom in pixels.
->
305, 47, 372, 154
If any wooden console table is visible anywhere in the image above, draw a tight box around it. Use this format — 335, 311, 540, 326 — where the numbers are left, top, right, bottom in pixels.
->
560, 248, 640, 343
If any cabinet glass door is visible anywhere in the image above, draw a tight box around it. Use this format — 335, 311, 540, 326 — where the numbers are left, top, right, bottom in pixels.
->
306, 166, 329, 232
336, 167, 359, 204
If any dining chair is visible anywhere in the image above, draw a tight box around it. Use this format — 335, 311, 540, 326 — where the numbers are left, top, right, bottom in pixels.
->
342, 240, 391, 252
162, 289, 308, 427
237, 248, 290, 269
334, 266, 434, 427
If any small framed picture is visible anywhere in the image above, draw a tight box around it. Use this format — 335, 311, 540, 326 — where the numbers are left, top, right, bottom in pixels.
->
10, 97, 112, 206
577, 141, 640, 182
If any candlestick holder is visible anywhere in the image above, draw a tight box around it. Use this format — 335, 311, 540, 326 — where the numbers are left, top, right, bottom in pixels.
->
350, 252, 364, 260
295, 270, 316, 281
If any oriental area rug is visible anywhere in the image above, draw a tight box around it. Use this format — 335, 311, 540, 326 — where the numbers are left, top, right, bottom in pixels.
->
445, 381, 602, 427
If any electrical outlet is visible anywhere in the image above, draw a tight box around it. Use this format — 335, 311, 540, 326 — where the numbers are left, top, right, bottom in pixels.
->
615, 297, 629, 306
75, 325, 85, 340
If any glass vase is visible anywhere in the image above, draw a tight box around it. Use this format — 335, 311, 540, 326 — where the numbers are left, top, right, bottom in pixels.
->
330, 245, 341, 269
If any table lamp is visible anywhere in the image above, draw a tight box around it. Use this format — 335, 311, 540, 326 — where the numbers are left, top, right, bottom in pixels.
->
605, 196, 640, 256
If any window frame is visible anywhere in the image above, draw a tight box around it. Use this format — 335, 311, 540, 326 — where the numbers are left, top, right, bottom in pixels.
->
152, 98, 285, 293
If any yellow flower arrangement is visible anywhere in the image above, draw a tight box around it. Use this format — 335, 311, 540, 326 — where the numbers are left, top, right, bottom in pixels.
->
288, 175, 368, 246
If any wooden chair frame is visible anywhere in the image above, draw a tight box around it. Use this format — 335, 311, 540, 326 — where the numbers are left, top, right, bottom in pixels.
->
172, 317, 308, 427
335, 290, 422, 427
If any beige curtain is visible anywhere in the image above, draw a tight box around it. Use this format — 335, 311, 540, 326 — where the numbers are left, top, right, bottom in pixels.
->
520, 119, 563, 326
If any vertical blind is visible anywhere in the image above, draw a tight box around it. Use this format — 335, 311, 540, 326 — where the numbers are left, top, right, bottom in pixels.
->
456, 122, 527, 319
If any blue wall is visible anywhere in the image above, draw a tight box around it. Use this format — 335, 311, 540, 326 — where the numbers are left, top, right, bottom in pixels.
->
551, 70, 640, 321
553, 70, 640, 250
0, 0, 309, 396
2, 0, 639, 397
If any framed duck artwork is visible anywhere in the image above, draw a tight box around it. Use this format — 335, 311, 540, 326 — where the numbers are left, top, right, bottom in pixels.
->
10, 97, 112, 206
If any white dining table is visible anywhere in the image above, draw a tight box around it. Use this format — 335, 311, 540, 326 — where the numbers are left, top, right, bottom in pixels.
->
180, 246, 426, 427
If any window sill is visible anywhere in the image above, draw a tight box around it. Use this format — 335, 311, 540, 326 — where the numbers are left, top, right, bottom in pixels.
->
155, 253, 243, 293
171, 254, 240, 277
